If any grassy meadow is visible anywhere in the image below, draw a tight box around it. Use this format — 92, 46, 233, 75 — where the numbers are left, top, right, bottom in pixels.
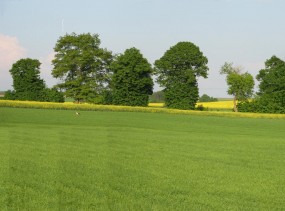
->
1, 107, 285, 210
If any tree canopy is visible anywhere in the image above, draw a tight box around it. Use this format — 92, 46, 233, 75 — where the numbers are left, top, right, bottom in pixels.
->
257, 56, 285, 97
8, 58, 45, 101
238, 56, 285, 113
52, 33, 113, 103
154, 42, 208, 109
5, 58, 63, 102
220, 62, 255, 112
110, 47, 153, 106
256, 56, 285, 111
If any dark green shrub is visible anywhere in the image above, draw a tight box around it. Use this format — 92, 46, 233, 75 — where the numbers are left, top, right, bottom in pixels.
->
199, 94, 218, 102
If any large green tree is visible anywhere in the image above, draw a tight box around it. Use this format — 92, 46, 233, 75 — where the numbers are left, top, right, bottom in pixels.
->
256, 56, 285, 109
238, 56, 285, 113
110, 47, 153, 106
154, 42, 208, 109
5, 58, 64, 102
7, 58, 46, 101
220, 62, 255, 112
52, 33, 113, 103
257, 56, 285, 97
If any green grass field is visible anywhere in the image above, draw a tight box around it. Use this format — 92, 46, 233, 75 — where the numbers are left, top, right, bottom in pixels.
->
0, 107, 285, 210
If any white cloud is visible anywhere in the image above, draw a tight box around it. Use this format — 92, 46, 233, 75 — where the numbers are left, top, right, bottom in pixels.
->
0, 34, 26, 90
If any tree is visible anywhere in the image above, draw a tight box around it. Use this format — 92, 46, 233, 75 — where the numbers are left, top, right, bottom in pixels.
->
238, 56, 285, 114
154, 42, 209, 110
257, 56, 285, 96
7, 58, 46, 101
220, 62, 255, 112
5, 58, 64, 102
256, 56, 285, 108
110, 47, 153, 106
52, 33, 113, 103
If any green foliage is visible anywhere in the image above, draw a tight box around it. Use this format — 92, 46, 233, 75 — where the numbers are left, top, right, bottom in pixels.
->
149, 90, 165, 103
9, 58, 46, 101
101, 90, 113, 105
154, 42, 208, 109
237, 98, 285, 114
5, 58, 64, 102
110, 48, 153, 106
164, 72, 199, 109
52, 33, 113, 103
42, 88, 65, 102
238, 56, 285, 114
3, 90, 16, 100
220, 62, 255, 112
1, 107, 285, 210
199, 94, 218, 102
228, 72, 255, 101
220, 62, 255, 101
256, 56, 285, 103
6, 58, 45, 101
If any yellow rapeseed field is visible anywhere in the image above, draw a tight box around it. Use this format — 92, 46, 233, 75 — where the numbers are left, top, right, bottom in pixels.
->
149, 101, 234, 109
196, 101, 234, 110
1, 100, 285, 119
148, 103, 164, 107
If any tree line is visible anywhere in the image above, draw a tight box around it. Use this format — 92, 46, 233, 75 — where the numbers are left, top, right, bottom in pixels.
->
4, 33, 285, 113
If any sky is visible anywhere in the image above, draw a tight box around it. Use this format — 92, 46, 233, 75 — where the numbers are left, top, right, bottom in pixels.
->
1, 0, 285, 97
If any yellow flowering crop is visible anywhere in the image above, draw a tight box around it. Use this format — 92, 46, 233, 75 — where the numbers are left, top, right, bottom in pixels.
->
196, 101, 234, 109
149, 101, 234, 109
148, 103, 164, 107
1, 100, 285, 119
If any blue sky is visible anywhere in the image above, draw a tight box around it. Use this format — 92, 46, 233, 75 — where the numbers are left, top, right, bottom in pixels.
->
1, 0, 285, 97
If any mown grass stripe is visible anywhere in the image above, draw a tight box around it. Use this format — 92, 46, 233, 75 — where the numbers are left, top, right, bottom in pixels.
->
0, 108, 285, 210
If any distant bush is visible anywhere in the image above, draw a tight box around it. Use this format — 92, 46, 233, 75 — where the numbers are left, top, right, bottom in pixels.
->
196, 104, 208, 111
149, 90, 165, 103
42, 88, 64, 103
3, 90, 16, 100
237, 98, 285, 114
199, 94, 218, 102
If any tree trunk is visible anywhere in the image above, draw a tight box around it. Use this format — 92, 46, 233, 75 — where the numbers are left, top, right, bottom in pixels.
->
233, 96, 238, 112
